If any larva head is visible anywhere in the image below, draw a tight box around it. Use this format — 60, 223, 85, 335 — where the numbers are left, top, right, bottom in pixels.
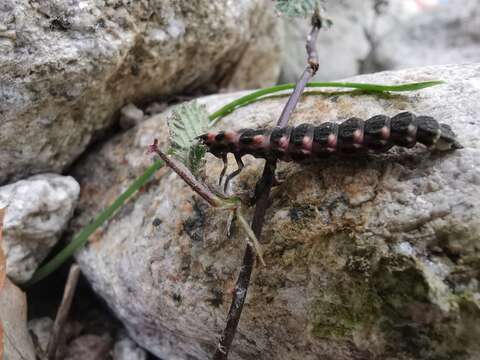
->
434, 124, 463, 151
197, 131, 236, 159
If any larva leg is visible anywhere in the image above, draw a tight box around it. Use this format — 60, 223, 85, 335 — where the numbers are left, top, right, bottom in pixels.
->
218, 153, 228, 186
223, 154, 245, 192
272, 172, 283, 187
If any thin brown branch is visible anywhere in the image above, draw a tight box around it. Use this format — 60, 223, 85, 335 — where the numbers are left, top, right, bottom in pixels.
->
46, 264, 81, 360
149, 140, 223, 207
277, 11, 321, 128
213, 10, 323, 360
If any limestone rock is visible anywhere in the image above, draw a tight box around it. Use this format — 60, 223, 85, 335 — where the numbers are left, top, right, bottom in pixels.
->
366, 0, 480, 72
119, 103, 144, 130
28, 317, 53, 355
63, 334, 113, 360
0, 278, 36, 360
70, 64, 480, 359
0, 174, 80, 283
0, 0, 281, 185
112, 332, 147, 360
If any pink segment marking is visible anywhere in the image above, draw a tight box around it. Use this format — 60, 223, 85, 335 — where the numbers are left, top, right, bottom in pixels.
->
224, 131, 235, 141
353, 129, 364, 144
278, 136, 289, 151
207, 132, 217, 143
380, 126, 390, 140
253, 135, 265, 146
327, 133, 337, 150
302, 136, 313, 153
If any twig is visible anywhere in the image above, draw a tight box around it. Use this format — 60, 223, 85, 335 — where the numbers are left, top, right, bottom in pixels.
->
148, 141, 270, 267
46, 264, 81, 360
277, 12, 321, 128
212, 10, 323, 360
148, 141, 223, 207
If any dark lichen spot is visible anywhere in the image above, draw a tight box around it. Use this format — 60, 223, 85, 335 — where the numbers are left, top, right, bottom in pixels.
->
288, 205, 315, 221
183, 200, 207, 242
49, 17, 71, 31
207, 288, 223, 307
173, 293, 182, 303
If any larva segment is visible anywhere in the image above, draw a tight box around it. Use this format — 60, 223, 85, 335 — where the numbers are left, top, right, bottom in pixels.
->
436, 124, 463, 150
390, 112, 417, 148
270, 127, 293, 160
337, 117, 364, 152
312, 122, 338, 156
238, 128, 270, 158
416, 116, 440, 147
289, 124, 315, 160
197, 112, 462, 189
364, 115, 393, 152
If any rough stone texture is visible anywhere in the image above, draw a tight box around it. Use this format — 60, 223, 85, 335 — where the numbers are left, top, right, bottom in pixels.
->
364, 0, 480, 73
28, 307, 124, 360
0, 174, 80, 283
28, 317, 53, 355
0, 0, 281, 185
63, 334, 113, 360
70, 64, 480, 360
119, 103, 144, 130
0, 278, 36, 360
112, 331, 147, 360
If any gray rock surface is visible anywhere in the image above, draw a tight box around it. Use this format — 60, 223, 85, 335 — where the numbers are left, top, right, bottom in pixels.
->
70, 64, 480, 359
280, 1, 374, 82
27, 317, 53, 355
112, 332, 147, 360
0, 174, 79, 283
0, 0, 281, 185
365, 0, 480, 72
119, 103, 144, 130
0, 278, 36, 360
28, 306, 126, 360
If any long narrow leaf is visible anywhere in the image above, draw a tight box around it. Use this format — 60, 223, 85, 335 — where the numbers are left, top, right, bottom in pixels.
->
25, 160, 164, 286
208, 80, 443, 125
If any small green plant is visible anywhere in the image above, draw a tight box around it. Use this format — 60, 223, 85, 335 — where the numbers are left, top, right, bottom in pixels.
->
168, 102, 209, 176
276, 0, 322, 17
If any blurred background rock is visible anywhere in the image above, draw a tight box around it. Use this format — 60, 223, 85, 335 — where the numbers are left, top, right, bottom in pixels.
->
280, 0, 479, 82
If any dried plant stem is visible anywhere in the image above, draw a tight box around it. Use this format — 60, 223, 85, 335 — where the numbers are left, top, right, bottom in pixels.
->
46, 264, 81, 359
213, 11, 323, 360
149, 141, 223, 208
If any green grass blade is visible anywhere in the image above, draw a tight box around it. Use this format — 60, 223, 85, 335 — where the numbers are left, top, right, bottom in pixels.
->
25, 159, 164, 286
208, 80, 444, 125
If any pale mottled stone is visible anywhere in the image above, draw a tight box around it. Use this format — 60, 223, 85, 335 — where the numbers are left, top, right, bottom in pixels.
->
71, 64, 480, 360
0, 174, 80, 283
366, 0, 480, 72
112, 332, 147, 360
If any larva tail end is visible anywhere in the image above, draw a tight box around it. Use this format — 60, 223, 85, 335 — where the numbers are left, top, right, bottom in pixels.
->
451, 140, 464, 150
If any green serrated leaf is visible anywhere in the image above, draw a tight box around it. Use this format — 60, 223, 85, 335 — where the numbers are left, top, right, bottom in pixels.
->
187, 144, 207, 176
168, 101, 209, 175
276, 0, 320, 17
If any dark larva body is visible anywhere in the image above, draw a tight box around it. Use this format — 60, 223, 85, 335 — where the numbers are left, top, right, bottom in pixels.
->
200, 112, 461, 161
198, 112, 462, 189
